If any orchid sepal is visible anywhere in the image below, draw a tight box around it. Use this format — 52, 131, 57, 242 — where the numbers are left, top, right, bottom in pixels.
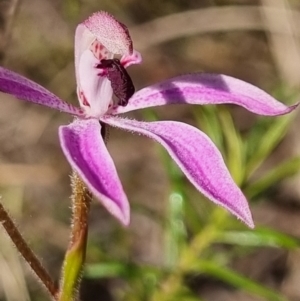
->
0, 67, 84, 116
111, 73, 299, 116
59, 118, 130, 226
103, 116, 254, 228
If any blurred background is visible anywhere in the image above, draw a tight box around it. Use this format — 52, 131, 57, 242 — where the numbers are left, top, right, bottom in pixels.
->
1, 0, 300, 300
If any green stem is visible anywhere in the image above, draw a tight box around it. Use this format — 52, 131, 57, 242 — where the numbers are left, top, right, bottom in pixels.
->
58, 172, 91, 301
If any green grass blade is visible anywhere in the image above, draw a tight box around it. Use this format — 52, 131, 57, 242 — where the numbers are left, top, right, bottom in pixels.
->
85, 262, 129, 278
217, 227, 300, 249
245, 156, 300, 198
218, 107, 245, 184
196, 260, 288, 301
193, 106, 224, 151
245, 113, 295, 178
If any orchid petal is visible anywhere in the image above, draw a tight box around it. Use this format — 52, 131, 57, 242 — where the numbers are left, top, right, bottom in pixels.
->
75, 24, 113, 86
59, 118, 130, 225
84, 11, 133, 56
104, 116, 254, 228
0, 67, 83, 116
75, 23, 96, 87
111, 73, 298, 115
77, 49, 113, 118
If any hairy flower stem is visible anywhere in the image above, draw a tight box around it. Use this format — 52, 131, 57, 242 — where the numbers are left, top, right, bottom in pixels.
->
0, 201, 57, 297
58, 172, 91, 301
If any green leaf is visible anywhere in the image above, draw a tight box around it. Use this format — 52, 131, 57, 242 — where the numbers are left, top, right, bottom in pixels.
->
245, 156, 300, 198
245, 113, 295, 177
59, 232, 87, 301
193, 106, 224, 152
85, 262, 161, 279
85, 262, 130, 278
195, 260, 288, 301
183, 193, 208, 233
218, 107, 245, 184
217, 227, 300, 249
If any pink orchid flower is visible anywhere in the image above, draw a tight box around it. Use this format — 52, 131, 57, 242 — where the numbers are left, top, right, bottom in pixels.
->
0, 12, 298, 229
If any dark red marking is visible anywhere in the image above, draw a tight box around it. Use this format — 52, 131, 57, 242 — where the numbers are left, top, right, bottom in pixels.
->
80, 90, 90, 107
97, 58, 135, 107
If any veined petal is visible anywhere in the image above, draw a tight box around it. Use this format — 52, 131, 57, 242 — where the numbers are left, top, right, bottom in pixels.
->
0, 67, 83, 116
59, 118, 130, 225
111, 73, 298, 115
104, 116, 254, 228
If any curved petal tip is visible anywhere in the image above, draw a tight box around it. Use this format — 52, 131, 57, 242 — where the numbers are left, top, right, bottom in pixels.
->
283, 101, 300, 114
